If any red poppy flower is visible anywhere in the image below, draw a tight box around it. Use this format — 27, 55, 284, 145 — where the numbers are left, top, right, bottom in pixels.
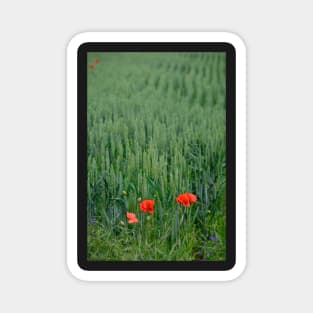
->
95, 58, 100, 64
89, 64, 95, 70
126, 212, 139, 224
139, 200, 155, 214
176, 193, 197, 207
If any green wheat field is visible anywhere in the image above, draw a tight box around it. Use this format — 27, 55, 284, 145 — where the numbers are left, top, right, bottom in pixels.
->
87, 52, 226, 261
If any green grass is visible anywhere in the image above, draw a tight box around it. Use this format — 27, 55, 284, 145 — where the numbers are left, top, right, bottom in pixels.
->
87, 52, 226, 261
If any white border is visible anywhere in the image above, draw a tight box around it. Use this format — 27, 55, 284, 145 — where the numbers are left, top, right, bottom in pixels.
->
67, 32, 246, 281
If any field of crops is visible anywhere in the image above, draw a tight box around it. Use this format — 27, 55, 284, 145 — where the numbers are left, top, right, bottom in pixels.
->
87, 52, 226, 261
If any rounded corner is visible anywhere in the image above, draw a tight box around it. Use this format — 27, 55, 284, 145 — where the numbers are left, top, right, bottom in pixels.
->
225, 31, 247, 47
224, 259, 247, 282
66, 259, 90, 282
224, 256, 236, 271
67, 32, 92, 54
220, 32, 247, 57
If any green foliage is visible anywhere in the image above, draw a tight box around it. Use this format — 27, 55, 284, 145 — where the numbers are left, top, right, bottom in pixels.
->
87, 52, 226, 261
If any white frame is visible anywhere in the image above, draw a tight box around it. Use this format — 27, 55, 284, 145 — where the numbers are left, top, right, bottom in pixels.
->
67, 32, 246, 281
